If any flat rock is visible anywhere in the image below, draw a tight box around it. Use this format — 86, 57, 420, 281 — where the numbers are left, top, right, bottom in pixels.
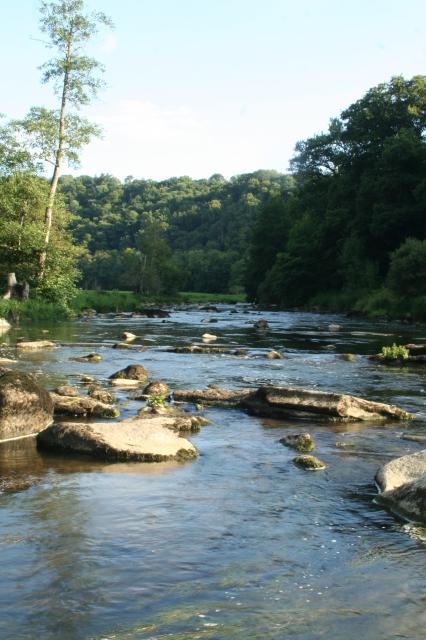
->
50, 392, 119, 418
0, 369, 53, 440
0, 357, 17, 364
241, 386, 412, 422
174, 387, 254, 406
375, 450, 426, 492
110, 378, 141, 387
16, 340, 55, 350
37, 417, 197, 462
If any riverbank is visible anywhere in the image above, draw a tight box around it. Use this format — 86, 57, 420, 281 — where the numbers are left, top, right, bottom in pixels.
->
0, 290, 247, 322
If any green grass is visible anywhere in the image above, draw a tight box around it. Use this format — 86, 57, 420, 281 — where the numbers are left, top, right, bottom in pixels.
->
178, 291, 246, 304
0, 298, 71, 322
71, 290, 143, 313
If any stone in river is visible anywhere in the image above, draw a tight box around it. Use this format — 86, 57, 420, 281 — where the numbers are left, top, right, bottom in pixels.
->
50, 392, 119, 418
37, 417, 197, 462
0, 369, 53, 440
70, 352, 102, 363
280, 433, 315, 452
109, 364, 148, 381
293, 455, 326, 471
16, 340, 55, 350
375, 450, 426, 493
266, 350, 284, 359
54, 384, 80, 397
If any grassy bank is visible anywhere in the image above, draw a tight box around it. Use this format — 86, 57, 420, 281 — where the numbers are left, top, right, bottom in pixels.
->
0, 299, 71, 322
0, 290, 247, 322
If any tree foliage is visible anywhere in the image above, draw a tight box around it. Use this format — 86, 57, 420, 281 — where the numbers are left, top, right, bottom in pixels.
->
246, 75, 426, 317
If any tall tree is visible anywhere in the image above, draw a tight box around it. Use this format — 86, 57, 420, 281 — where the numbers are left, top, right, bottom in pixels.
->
16, 0, 112, 278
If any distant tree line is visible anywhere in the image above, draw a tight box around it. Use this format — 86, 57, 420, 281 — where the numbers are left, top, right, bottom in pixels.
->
59, 170, 293, 294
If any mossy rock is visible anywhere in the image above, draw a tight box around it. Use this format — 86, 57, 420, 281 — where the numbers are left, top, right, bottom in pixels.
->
280, 432, 315, 452
70, 352, 102, 363
293, 454, 326, 471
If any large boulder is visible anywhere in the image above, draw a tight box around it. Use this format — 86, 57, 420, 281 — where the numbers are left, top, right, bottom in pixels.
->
375, 450, 426, 492
37, 417, 197, 462
375, 450, 426, 523
0, 369, 53, 440
377, 477, 426, 523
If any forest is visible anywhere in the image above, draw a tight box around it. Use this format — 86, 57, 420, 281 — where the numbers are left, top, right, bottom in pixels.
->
1, 74, 426, 320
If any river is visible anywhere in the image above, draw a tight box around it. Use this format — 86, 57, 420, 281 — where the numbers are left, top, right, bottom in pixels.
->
0, 306, 425, 639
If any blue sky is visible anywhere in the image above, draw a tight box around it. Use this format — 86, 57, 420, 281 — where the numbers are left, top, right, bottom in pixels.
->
1, 0, 426, 179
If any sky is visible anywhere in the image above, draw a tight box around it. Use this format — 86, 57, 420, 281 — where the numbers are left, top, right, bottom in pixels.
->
1, 0, 426, 180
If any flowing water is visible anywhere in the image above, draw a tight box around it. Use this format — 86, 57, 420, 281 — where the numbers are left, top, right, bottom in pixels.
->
0, 306, 425, 640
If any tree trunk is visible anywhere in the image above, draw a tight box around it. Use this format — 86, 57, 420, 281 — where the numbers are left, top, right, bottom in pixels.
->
38, 41, 71, 280
2, 273, 29, 300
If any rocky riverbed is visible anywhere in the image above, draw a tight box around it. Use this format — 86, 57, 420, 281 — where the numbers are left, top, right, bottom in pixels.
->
0, 305, 425, 640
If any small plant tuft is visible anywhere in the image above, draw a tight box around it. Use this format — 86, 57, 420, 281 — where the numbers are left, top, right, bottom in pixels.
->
380, 343, 409, 360
147, 394, 166, 408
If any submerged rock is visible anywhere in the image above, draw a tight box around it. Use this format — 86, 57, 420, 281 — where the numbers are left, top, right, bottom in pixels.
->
70, 352, 102, 363
37, 417, 197, 462
50, 392, 119, 418
171, 345, 247, 356
266, 350, 284, 359
293, 454, 326, 471
16, 340, 55, 350
339, 353, 357, 362
0, 369, 53, 440
280, 433, 315, 452
109, 364, 148, 381
328, 323, 342, 332
254, 319, 269, 330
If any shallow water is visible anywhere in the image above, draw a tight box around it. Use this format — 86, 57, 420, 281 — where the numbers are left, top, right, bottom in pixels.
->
1, 307, 425, 640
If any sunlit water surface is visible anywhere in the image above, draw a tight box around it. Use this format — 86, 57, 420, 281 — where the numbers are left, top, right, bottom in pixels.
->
1, 307, 425, 639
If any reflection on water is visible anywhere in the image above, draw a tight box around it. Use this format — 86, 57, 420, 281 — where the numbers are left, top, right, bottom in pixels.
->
1, 308, 425, 639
